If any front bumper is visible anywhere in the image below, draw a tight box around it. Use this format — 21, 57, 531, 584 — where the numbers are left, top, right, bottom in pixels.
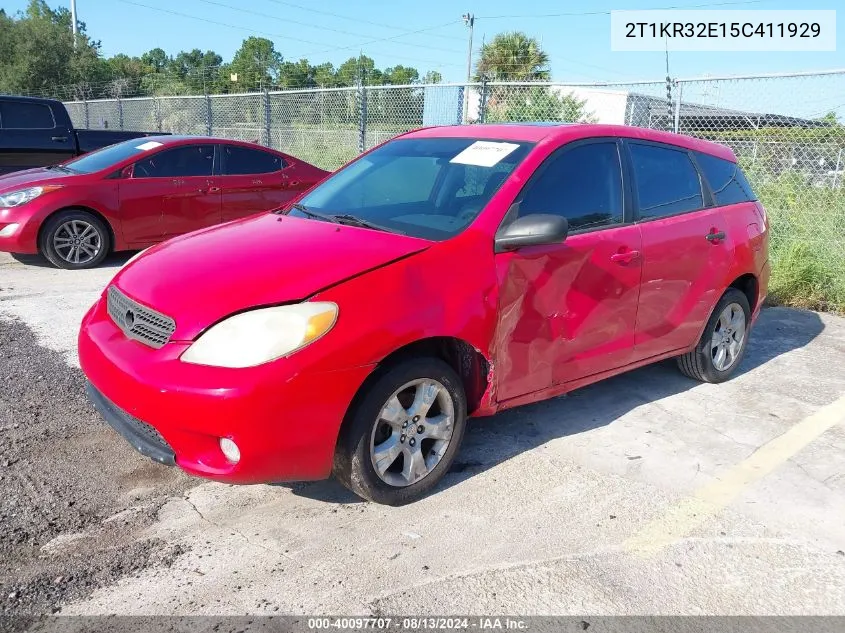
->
0, 207, 41, 254
79, 297, 375, 484
87, 382, 176, 466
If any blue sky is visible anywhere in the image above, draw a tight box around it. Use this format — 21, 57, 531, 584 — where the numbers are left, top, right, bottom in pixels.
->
5, 0, 844, 82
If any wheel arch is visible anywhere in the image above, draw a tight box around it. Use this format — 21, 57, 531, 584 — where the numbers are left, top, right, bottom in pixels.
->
338, 336, 491, 447
37, 205, 117, 255
728, 272, 759, 315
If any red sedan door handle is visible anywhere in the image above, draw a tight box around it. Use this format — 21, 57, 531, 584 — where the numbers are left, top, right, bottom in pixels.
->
610, 249, 641, 264
706, 230, 726, 243
208, 186, 220, 193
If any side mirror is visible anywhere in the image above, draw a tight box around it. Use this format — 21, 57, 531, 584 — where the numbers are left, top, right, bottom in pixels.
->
120, 165, 134, 179
494, 214, 569, 253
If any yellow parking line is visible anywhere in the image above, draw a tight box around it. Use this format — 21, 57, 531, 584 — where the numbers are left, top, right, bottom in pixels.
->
625, 394, 845, 557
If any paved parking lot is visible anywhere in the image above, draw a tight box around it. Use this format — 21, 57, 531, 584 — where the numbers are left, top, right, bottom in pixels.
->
1, 251, 844, 615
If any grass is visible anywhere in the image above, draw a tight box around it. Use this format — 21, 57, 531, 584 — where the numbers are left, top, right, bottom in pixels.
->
753, 172, 845, 314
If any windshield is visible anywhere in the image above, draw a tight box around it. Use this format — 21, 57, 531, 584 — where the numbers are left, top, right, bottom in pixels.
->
290, 137, 534, 240
63, 138, 167, 174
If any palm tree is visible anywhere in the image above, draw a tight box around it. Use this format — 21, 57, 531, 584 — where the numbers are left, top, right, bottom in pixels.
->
475, 32, 550, 81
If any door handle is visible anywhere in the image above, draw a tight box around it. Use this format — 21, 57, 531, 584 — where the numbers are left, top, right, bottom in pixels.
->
705, 231, 726, 243
610, 249, 641, 264
51, 136, 68, 142
208, 186, 220, 193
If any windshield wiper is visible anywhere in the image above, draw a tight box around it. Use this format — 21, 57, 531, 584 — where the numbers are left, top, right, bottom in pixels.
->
277, 203, 339, 224
332, 214, 404, 235
46, 164, 75, 173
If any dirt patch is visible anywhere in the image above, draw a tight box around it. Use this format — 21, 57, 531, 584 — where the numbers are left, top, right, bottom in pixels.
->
0, 318, 193, 615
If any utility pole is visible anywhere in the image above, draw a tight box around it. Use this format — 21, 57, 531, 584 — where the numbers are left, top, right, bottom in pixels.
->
70, 0, 78, 49
462, 12, 474, 124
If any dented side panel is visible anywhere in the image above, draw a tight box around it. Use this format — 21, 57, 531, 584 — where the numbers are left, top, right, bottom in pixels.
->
492, 225, 644, 404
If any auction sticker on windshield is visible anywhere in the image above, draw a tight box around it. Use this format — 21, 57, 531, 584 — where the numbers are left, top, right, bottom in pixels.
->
450, 141, 520, 167
135, 141, 164, 151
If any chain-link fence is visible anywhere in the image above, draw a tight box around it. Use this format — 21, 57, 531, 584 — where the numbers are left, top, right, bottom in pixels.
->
61, 71, 845, 310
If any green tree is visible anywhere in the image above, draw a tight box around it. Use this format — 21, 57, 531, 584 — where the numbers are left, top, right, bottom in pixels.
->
0, 0, 108, 97
140, 48, 169, 73
313, 62, 339, 87
279, 58, 314, 89
383, 65, 419, 85
422, 70, 443, 84
475, 31, 550, 81
230, 37, 283, 90
488, 87, 593, 123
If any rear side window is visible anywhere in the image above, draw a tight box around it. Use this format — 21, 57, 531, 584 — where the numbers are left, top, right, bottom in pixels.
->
223, 145, 285, 175
629, 143, 703, 220
519, 142, 623, 231
694, 152, 757, 205
0, 101, 55, 129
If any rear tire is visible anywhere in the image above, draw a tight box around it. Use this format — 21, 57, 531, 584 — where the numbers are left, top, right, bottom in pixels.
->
677, 288, 751, 383
40, 210, 110, 270
333, 357, 467, 505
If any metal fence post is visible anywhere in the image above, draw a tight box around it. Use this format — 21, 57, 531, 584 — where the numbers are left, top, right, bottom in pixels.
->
673, 81, 682, 134
155, 97, 162, 132
357, 77, 367, 153
263, 88, 271, 148
479, 76, 489, 123
834, 148, 843, 188
117, 96, 124, 130
205, 94, 213, 136
83, 97, 89, 129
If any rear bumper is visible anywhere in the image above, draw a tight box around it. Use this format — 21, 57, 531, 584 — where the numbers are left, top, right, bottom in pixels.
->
755, 258, 771, 321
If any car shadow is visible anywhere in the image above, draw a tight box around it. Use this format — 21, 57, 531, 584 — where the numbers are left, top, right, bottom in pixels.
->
279, 306, 825, 505
9, 251, 137, 269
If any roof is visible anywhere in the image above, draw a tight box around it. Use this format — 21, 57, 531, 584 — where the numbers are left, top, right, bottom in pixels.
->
401, 123, 736, 162
132, 135, 282, 150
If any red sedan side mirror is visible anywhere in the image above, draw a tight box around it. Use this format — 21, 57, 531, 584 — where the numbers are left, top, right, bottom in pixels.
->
120, 165, 134, 179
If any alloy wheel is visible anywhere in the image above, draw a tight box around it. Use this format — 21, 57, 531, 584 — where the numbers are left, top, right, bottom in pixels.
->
369, 378, 455, 488
710, 302, 746, 371
52, 220, 101, 265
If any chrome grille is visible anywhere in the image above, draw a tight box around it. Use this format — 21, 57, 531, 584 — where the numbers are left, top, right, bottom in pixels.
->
107, 286, 176, 349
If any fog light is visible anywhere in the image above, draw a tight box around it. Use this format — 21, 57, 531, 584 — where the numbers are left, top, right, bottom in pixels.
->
0, 223, 20, 237
219, 437, 240, 463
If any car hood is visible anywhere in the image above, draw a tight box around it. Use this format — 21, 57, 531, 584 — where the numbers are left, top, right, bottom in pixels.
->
113, 213, 432, 340
0, 167, 76, 192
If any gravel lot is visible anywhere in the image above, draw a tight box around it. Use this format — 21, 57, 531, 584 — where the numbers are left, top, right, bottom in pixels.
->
1, 251, 844, 617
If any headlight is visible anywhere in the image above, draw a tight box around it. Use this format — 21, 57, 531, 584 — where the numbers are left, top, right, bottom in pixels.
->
0, 185, 62, 208
180, 302, 338, 368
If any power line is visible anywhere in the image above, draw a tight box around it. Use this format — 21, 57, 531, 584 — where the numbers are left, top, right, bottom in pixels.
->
193, 0, 464, 54
116, 0, 462, 69
260, 0, 464, 42
478, 0, 767, 19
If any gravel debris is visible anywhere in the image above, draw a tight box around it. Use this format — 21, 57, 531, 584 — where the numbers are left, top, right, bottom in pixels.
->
0, 317, 192, 616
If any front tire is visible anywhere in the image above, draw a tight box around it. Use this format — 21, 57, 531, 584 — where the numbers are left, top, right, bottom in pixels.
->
334, 358, 467, 505
677, 288, 751, 383
40, 210, 110, 270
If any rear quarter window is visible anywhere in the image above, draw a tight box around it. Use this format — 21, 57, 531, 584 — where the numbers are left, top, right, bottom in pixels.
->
695, 152, 757, 205
0, 101, 56, 129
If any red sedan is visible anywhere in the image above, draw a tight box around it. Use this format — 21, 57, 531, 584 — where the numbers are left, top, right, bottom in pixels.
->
0, 136, 328, 268
79, 123, 770, 505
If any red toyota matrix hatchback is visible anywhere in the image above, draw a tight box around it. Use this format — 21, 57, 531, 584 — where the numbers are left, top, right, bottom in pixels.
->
78, 123, 769, 505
